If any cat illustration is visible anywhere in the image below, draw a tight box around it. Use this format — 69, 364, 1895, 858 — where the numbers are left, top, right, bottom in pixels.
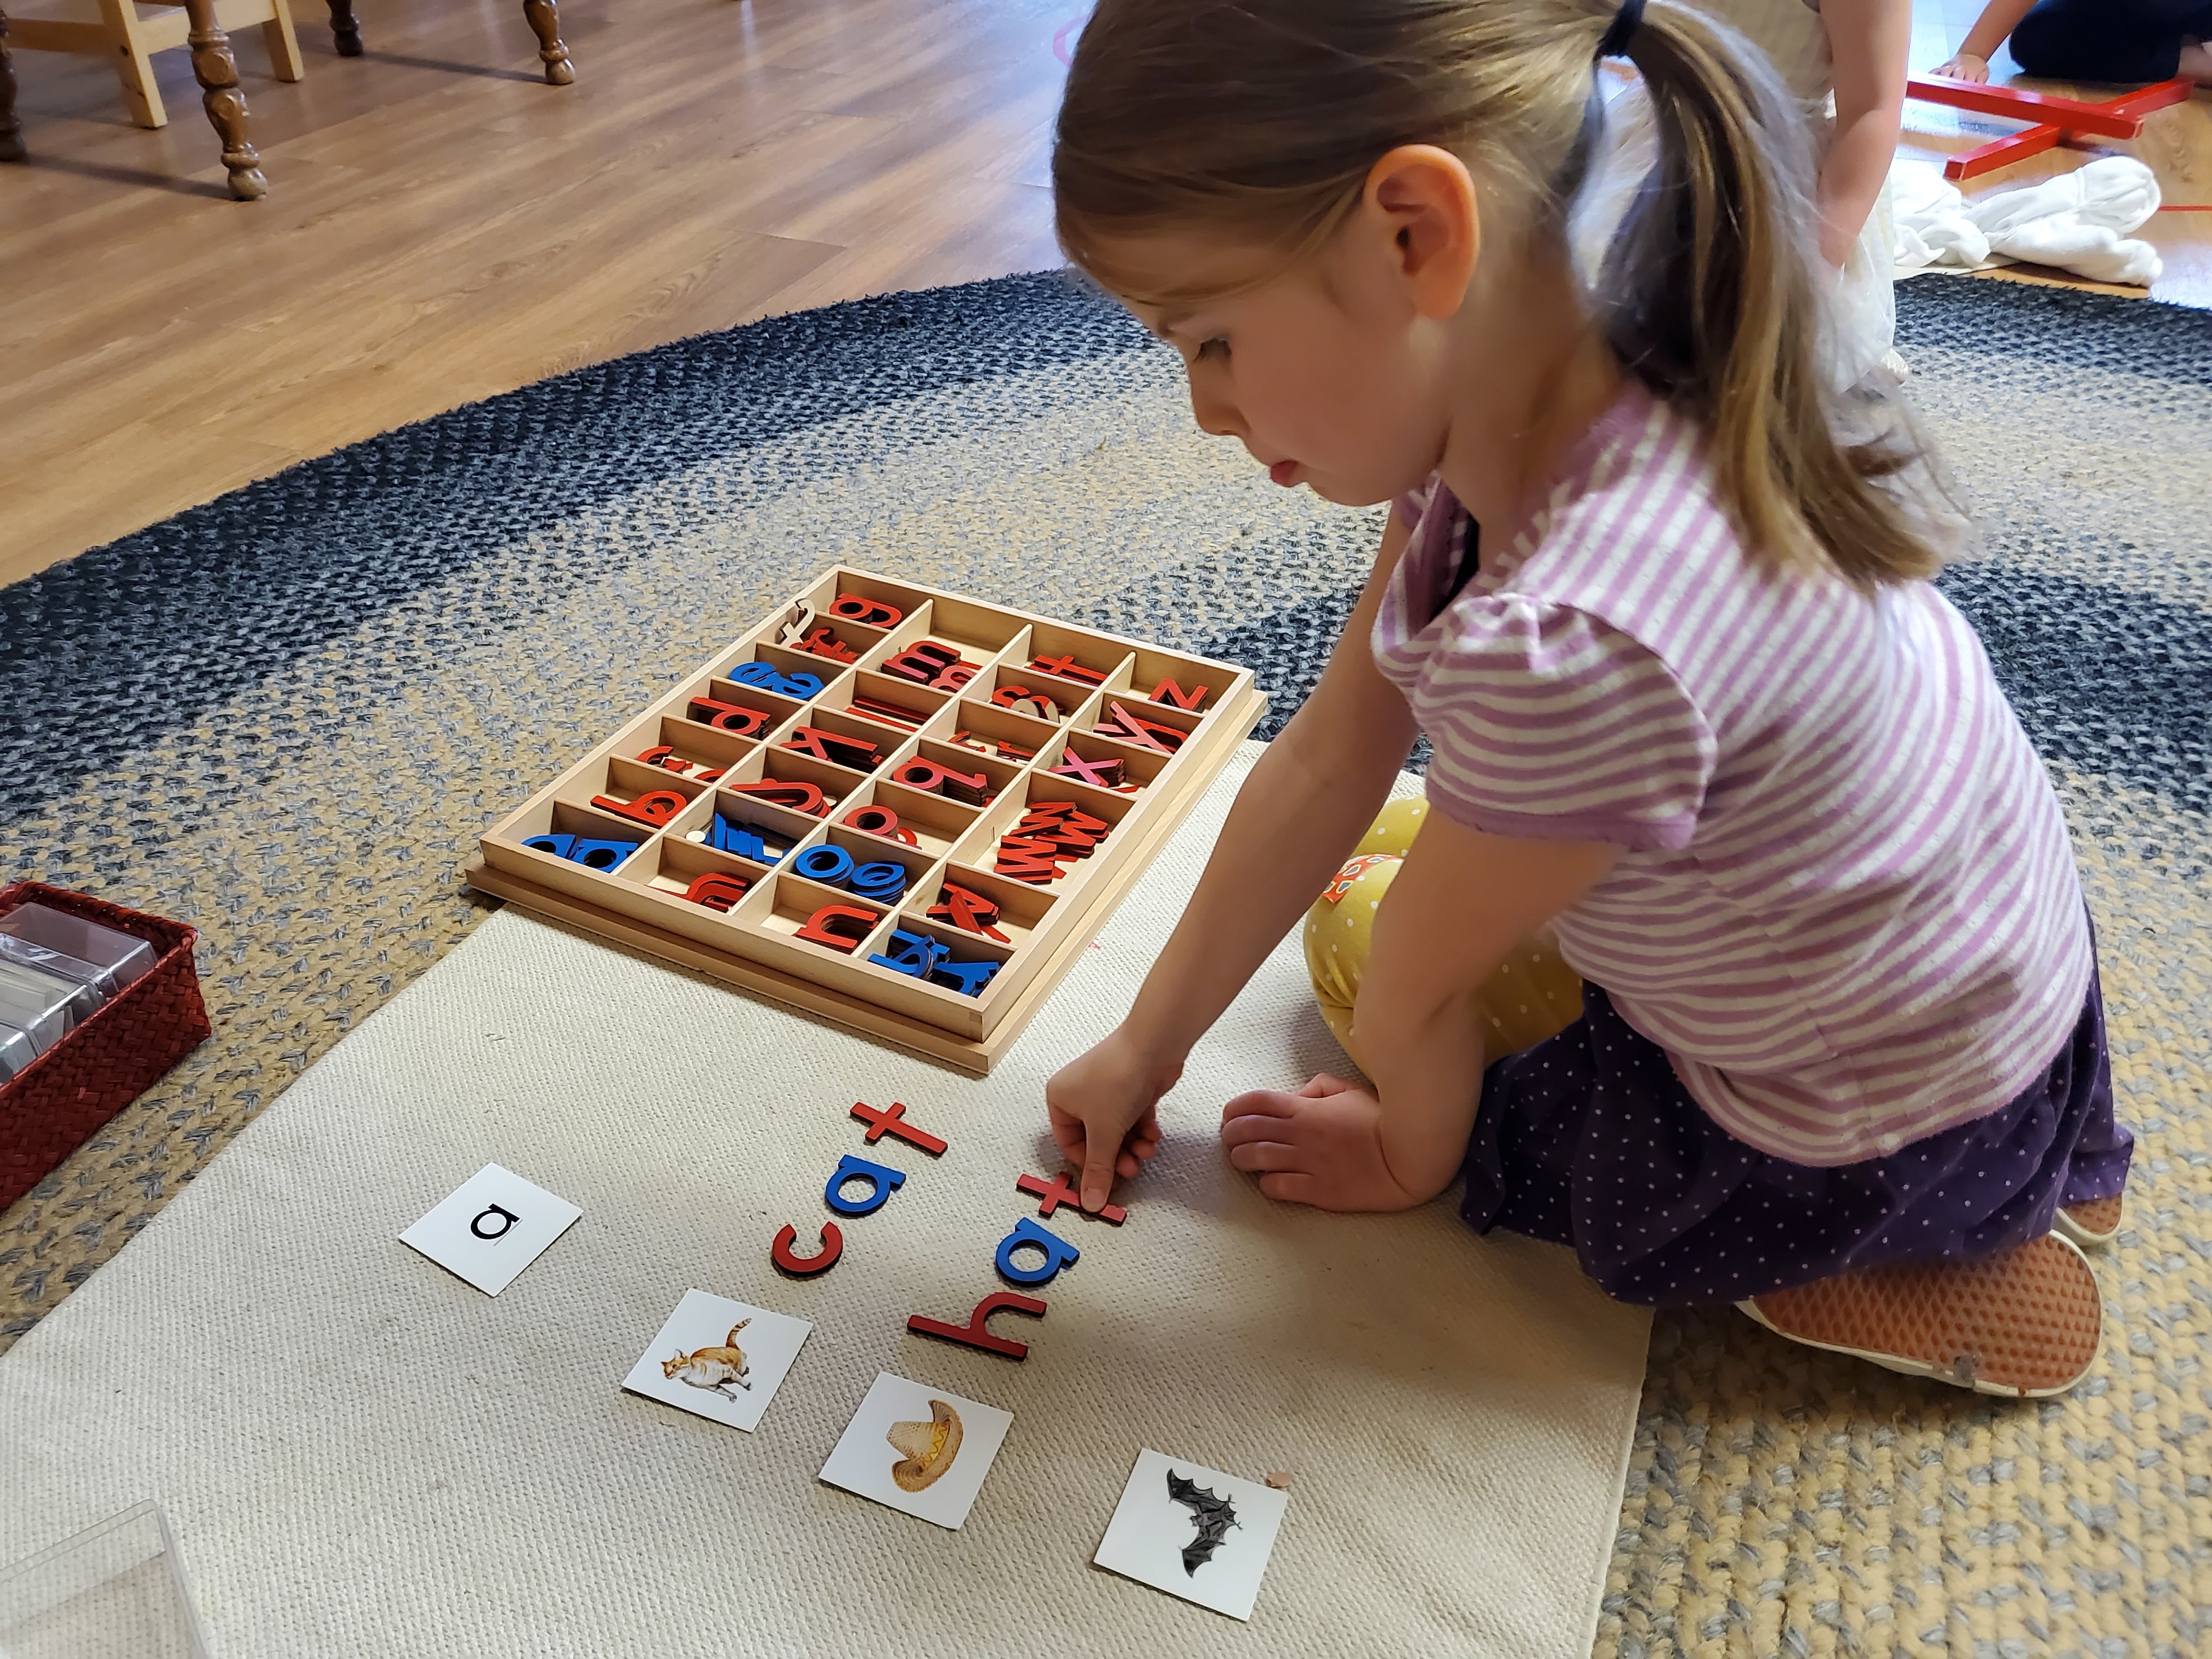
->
661, 1321, 752, 1398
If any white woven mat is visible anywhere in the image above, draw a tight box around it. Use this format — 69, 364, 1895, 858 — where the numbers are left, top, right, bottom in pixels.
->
0, 744, 1650, 1658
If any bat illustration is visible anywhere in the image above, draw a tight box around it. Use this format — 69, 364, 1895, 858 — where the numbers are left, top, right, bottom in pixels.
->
1166, 1469, 1240, 1575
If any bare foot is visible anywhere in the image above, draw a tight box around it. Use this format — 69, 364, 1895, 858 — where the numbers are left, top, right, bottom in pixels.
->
1220, 1074, 1429, 1212
2179, 39, 2211, 85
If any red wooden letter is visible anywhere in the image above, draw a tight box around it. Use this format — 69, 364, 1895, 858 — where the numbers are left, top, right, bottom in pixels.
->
1017, 1171, 1126, 1224
795, 625, 859, 663
907, 1291, 1048, 1359
687, 698, 773, 738
1028, 652, 1106, 685
1149, 677, 1210, 711
830, 595, 904, 628
890, 759, 991, 803
1047, 751, 1123, 789
794, 905, 879, 951
850, 1099, 949, 1156
727, 780, 829, 815
591, 788, 689, 827
771, 1221, 844, 1276
881, 640, 963, 685
682, 872, 752, 912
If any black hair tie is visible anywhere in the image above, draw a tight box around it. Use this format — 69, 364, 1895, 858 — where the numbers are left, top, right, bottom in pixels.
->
1595, 0, 1644, 58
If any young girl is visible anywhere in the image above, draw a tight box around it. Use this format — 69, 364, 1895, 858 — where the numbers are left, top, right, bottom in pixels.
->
1044, 0, 2131, 1397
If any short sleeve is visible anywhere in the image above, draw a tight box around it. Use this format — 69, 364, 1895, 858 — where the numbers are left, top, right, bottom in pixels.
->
1413, 597, 1715, 851
1393, 478, 1438, 532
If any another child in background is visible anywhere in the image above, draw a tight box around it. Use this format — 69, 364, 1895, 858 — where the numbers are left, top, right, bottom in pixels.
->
1936, 0, 2212, 87
1045, 0, 2130, 1397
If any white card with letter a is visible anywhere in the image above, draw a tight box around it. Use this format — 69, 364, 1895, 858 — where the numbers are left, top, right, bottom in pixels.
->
399, 1163, 582, 1295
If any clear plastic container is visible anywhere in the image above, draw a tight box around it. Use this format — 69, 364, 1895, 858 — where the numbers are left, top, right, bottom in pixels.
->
0, 1502, 210, 1659
0, 902, 158, 1000
0, 1019, 34, 1082
0, 960, 101, 1056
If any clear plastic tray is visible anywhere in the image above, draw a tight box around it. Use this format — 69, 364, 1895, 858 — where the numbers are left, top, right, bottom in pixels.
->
0, 1020, 33, 1081
0, 1502, 210, 1658
0, 902, 159, 999
0, 960, 100, 1056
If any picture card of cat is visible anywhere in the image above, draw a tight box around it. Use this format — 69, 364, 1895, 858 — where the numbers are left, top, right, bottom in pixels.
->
817, 1372, 1013, 1531
1092, 1449, 1291, 1622
620, 1289, 814, 1434
398, 1163, 583, 1296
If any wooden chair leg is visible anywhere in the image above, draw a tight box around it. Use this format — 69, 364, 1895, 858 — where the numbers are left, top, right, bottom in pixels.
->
261, 0, 303, 82
181, 0, 267, 199
0, 4, 22, 163
521, 0, 573, 84
325, 0, 360, 57
97, 0, 168, 128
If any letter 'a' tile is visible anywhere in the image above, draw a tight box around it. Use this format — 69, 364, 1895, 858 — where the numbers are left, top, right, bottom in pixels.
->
399, 1163, 582, 1296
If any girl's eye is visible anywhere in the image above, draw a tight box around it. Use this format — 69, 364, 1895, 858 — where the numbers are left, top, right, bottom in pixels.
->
1195, 337, 1229, 363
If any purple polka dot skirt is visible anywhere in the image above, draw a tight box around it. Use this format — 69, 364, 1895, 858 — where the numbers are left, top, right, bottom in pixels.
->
1459, 960, 2130, 1308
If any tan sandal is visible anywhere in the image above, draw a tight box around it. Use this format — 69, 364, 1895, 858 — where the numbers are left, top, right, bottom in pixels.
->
2054, 1192, 2124, 1249
1738, 1231, 2103, 1398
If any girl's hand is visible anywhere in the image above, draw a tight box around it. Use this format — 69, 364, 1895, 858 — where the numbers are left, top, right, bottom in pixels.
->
1934, 50, 1990, 82
1046, 1027, 1177, 1210
1219, 1074, 1434, 1213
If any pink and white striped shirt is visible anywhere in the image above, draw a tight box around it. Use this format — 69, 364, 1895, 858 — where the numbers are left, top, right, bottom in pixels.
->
1372, 383, 2091, 1166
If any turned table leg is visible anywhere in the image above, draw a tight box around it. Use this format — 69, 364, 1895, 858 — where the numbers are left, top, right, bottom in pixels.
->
325, 0, 360, 57
182, 0, 266, 199
0, 4, 24, 163
522, 0, 573, 84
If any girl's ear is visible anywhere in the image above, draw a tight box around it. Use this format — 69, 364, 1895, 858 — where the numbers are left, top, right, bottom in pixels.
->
1363, 144, 1481, 320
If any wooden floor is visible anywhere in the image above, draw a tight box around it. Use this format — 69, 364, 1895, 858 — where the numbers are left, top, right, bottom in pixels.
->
2, 0, 2206, 585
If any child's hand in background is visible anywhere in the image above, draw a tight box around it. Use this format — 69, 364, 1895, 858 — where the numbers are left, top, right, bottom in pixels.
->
1933, 49, 1990, 80
1220, 1074, 1432, 1213
1046, 1026, 1177, 1210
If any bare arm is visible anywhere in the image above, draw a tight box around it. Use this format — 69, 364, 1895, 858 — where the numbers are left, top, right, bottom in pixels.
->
1819, 0, 1911, 269
1217, 809, 1616, 1211
1122, 515, 1419, 1057
1046, 510, 1422, 1207
1933, 0, 2039, 80
1350, 813, 1616, 1201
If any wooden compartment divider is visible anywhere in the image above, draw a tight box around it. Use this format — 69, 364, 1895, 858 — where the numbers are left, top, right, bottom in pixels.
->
466, 566, 1264, 1072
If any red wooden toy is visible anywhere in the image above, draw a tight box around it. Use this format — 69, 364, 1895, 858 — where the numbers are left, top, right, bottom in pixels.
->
906, 1291, 1048, 1359
1017, 1170, 1126, 1224
590, 787, 689, 828
727, 779, 829, 815
794, 905, 878, 951
771, 1220, 845, 1275
851, 1098, 950, 1156
687, 697, 774, 737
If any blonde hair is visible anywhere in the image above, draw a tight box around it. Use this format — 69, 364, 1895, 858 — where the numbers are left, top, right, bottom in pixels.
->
1053, 0, 1949, 591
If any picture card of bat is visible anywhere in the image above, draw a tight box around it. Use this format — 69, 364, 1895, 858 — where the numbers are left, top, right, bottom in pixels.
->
1092, 1449, 1291, 1621
817, 1372, 1014, 1531
620, 1289, 814, 1434
398, 1163, 582, 1296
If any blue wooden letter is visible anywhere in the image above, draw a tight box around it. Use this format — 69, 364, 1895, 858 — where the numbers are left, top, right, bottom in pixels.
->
825, 1154, 907, 1216
994, 1215, 1080, 1286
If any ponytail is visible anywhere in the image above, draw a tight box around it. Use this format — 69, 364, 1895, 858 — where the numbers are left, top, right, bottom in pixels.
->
1601, 3, 1944, 588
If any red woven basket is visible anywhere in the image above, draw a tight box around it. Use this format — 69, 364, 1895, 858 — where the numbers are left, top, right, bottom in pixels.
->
0, 882, 211, 1213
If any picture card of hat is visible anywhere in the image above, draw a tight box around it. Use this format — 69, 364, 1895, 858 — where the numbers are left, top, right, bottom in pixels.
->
1093, 1449, 1291, 1621
398, 1163, 582, 1296
620, 1289, 814, 1434
817, 1372, 1013, 1531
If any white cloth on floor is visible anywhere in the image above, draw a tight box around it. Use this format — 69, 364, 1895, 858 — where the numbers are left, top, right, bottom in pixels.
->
0, 743, 1651, 1659
1891, 156, 2164, 286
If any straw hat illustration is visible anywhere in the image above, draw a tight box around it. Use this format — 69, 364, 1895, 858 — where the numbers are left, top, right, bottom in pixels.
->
887, 1398, 964, 1492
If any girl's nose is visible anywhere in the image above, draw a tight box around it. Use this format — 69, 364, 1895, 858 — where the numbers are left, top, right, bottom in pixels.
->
1188, 381, 1244, 441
